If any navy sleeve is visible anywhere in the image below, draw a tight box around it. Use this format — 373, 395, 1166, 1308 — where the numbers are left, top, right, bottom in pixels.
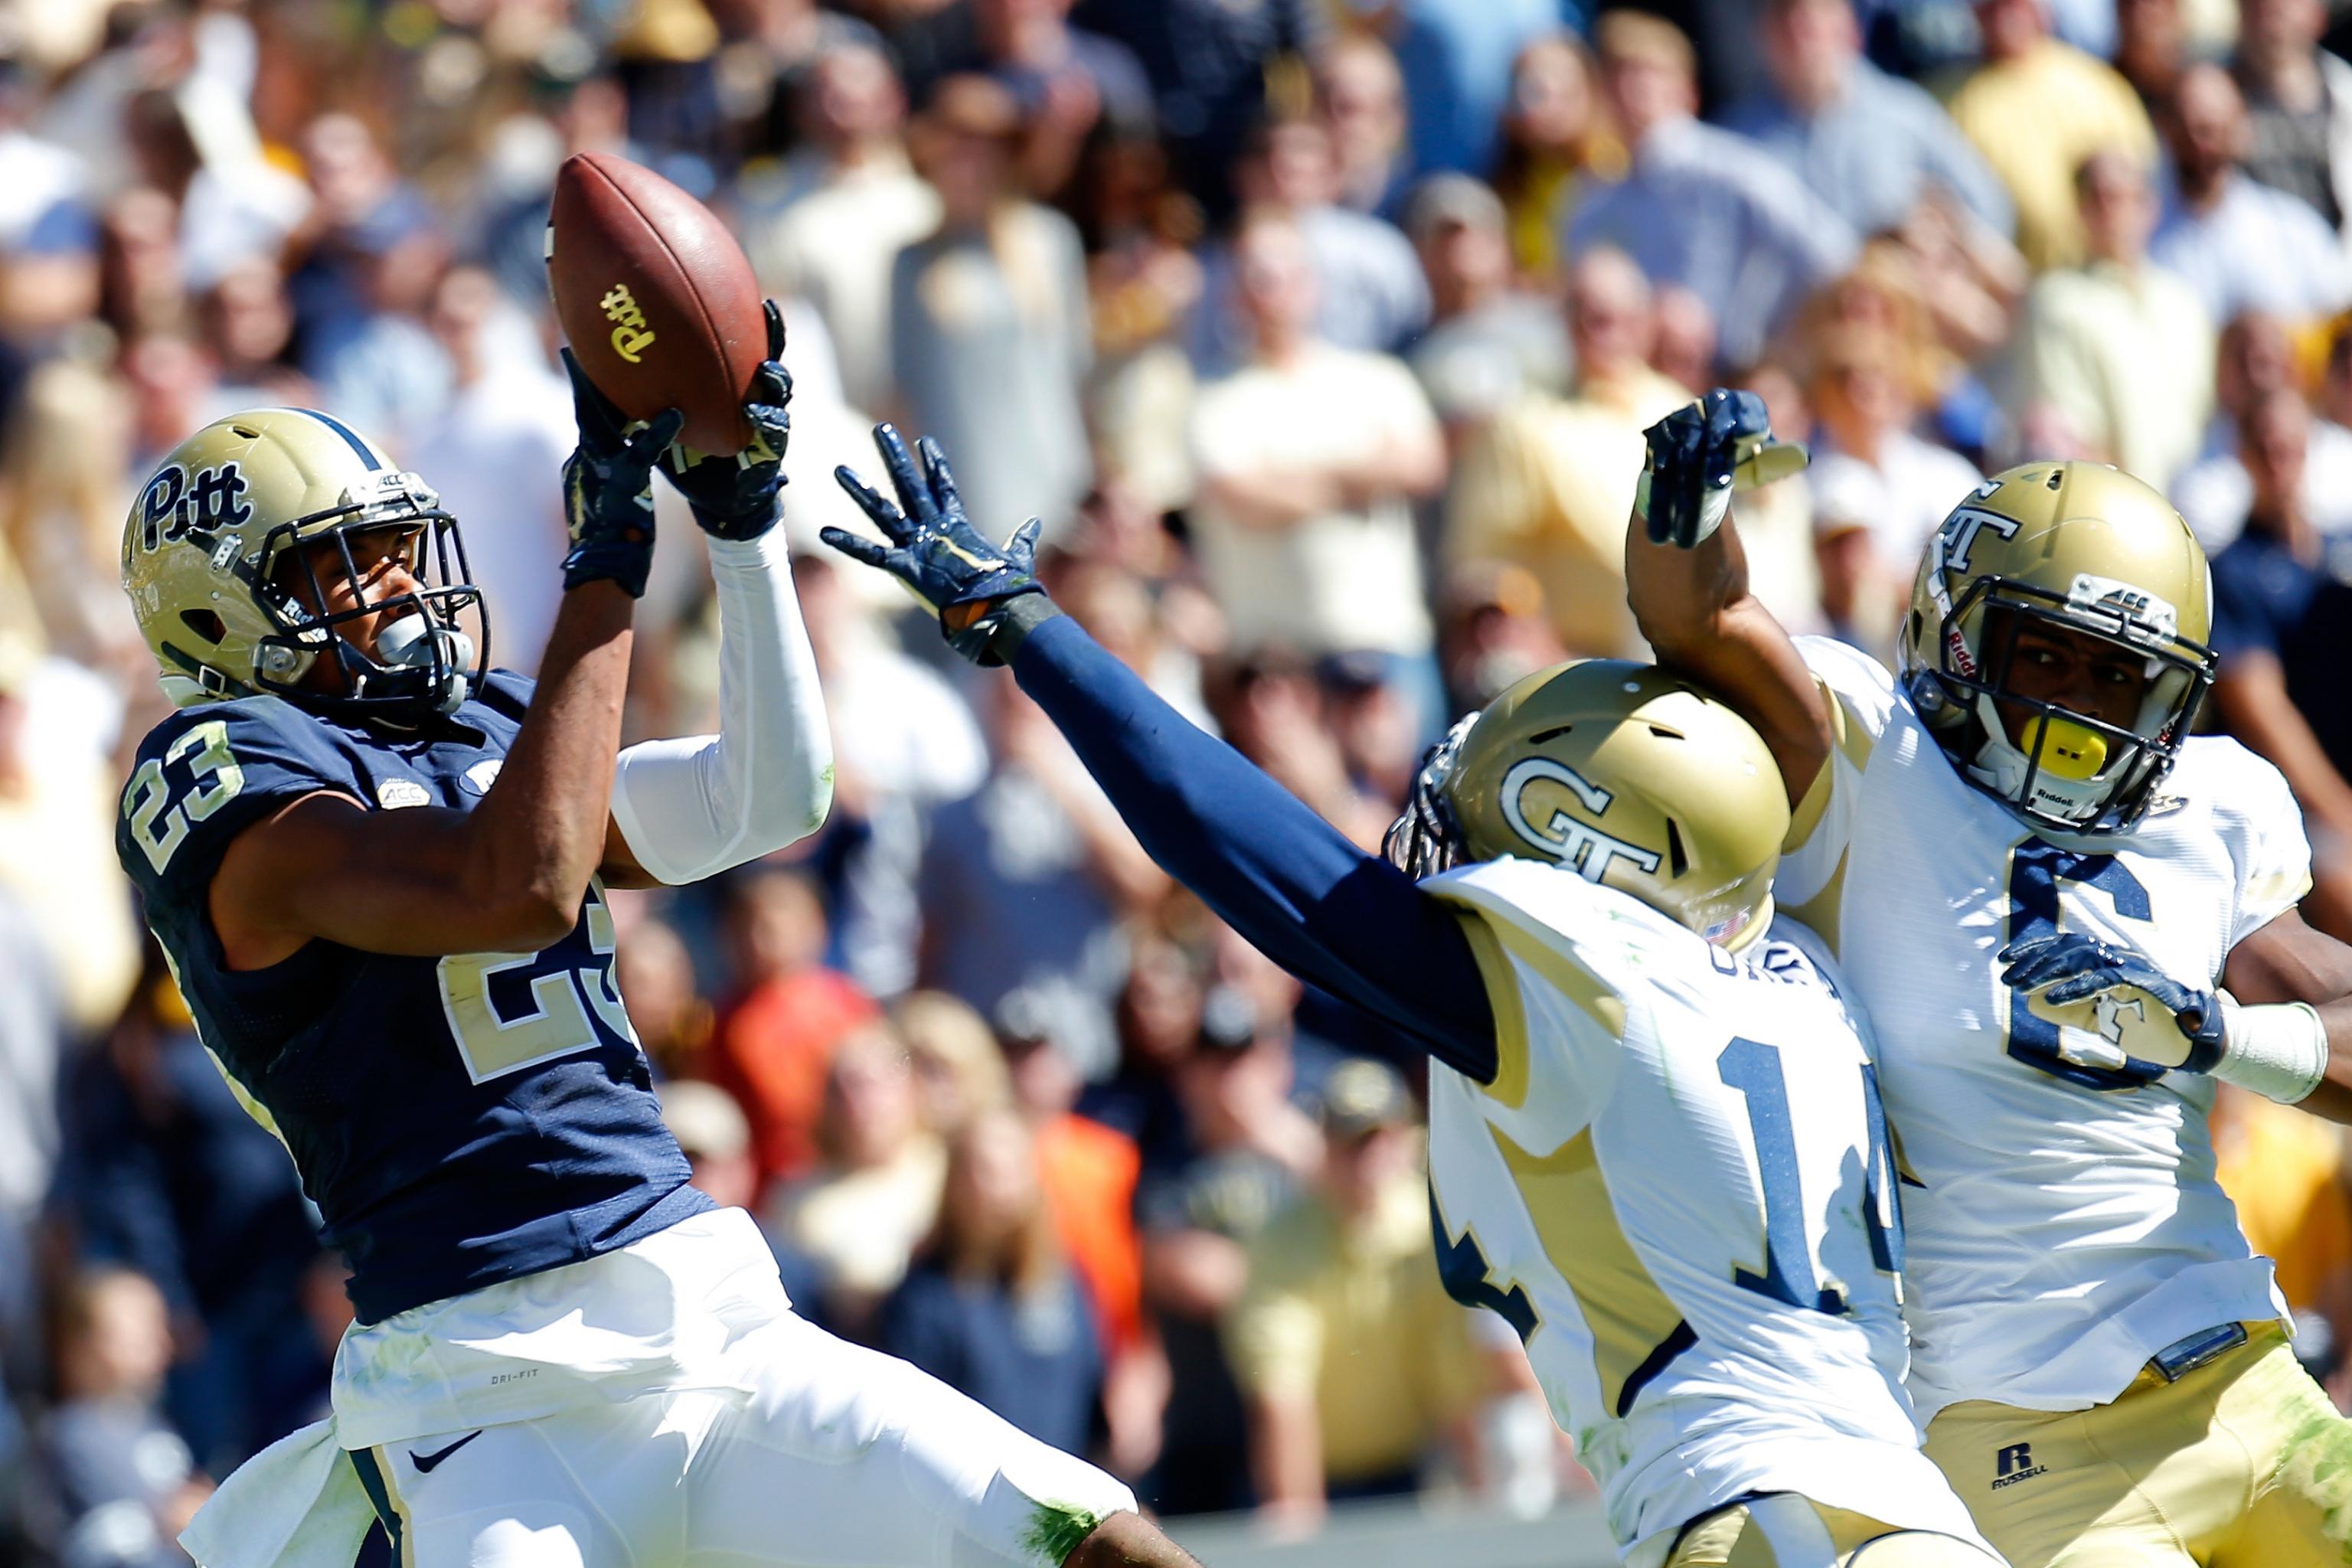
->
1011, 613, 1497, 1081
115, 697, 362, 916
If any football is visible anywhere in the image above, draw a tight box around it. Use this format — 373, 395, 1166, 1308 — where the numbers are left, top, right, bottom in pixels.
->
547, 152, 766, 455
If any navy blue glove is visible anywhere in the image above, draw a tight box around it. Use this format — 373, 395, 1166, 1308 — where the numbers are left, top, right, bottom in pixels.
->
1997, 931, 2227, 1073
560, 348, 682, 598
660, 299, 791, 541
1638, 388, 1808, 550
822, 425, 1047, 666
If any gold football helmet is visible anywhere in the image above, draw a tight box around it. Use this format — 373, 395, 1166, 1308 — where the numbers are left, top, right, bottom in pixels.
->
120, 409, 484, 721
1386, 661, 1789, 947
1899, 462, 2215, 832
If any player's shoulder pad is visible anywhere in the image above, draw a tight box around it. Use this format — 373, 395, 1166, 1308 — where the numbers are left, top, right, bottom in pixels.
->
1429, 854, 1685, 974
1790, 632, 1900, 746
117, 694, 365, 897
474, 668, 537, 723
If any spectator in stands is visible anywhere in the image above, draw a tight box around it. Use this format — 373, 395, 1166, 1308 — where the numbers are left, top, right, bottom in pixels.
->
612, 914, 711, 1078
1136, 988, 1319, 1514
893, 0, 1157, 204
893, 74, 1093, 539
34, 1268, 210, 1568
409, 264, 572, 676
1073, 0, 1328, 220
1568, 10, 1856, 369
1403, 174, 1573, 439
1184, 208, 1446, 691
2234, 0, 2352, 235
1370, 0, 1560, 184
1808, 323, 1983, 570
2017, 149, 2213, 488
1448, 245, 1692, 660
1945, 0, 2158, 270
1192, 114, 1432, 371
284, 113, 449, 448
2210, 386, 2352, 936
1720, 0, 2014, 240
2115, 0, 2188, 109
0, 881, 58, 1297
197, 260, 307, 410
1083, 936, 1207, 1177
919, 676, 1165, 1077
746, 42, 939, 416
2174, 311, 2352, 550
880, 1108, 1107, 1455
897, 990, 1014, 1138
661, 1079, 762, 1213
766, 1023, 947, 1334
1225, 1061, 1485, 1524
52, 962, 322, 1473
2154, 64, 2352, 325
710, 867, 880, 1188
1318, 33, 1412, 217
1491, 33, 1622, 284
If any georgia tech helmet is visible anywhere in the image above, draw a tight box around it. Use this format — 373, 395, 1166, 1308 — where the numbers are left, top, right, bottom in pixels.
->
1899, 461, 2215, 834
119, 409, 486, 724
1385, 661, 1790, 947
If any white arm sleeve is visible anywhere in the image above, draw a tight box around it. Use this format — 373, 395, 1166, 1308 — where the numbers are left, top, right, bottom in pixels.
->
609, 531, 833, 885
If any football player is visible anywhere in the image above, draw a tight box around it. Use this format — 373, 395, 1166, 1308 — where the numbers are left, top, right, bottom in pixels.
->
122, 314, 1194, 1568
823, 425, 2004, 1567
1627, 390, 2352, 1566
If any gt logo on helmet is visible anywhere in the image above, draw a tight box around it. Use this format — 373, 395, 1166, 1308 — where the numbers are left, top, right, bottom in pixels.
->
1937, 506, 2022, 575
1501, 757, 1663, 883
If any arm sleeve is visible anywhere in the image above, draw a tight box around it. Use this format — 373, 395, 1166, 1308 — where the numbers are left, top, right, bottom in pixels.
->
1011, 612, 1497, 1079
609, 530, 834, 885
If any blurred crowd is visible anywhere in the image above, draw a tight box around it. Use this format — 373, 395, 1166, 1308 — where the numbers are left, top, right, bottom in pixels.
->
15, 0, 2352, 1560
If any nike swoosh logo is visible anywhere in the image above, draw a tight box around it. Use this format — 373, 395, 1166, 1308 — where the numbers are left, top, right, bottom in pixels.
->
408, 1430, 484, 1473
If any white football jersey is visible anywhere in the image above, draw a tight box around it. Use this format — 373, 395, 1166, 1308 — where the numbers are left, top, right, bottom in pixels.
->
1780, 635, 2310, 1422
1424, 858, 1988, 1568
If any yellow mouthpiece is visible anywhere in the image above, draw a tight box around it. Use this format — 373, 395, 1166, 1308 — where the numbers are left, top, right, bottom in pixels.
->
2021, 715, 2109, 781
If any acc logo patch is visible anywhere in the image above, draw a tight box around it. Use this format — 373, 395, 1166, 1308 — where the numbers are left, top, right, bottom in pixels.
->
462, 760, 503, 795
377, 778, 430, 809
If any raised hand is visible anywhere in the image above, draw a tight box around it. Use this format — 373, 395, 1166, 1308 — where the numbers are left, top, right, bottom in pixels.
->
661, 299, 791, 541
560, 348, 682, 597
822, 424, 1047, 666
1638, 388, 1808, 550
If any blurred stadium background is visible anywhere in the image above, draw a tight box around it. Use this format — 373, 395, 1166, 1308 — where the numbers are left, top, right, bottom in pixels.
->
10, 0, 2352, 1561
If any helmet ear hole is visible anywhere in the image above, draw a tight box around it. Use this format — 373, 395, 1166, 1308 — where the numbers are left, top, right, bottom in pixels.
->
180, 609, 226, 644
1664, 817, 1689, 879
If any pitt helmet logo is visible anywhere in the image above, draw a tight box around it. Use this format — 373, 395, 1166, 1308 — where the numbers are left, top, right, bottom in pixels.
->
1501, 758, 1661, 884
600, 283, 656, 364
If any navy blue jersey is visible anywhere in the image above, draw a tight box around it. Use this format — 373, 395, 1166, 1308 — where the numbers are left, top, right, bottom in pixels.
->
114, 671, 710, 1324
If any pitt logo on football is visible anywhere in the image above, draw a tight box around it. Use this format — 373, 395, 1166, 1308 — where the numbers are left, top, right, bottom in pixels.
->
600, 283, 657, 364
1501, 757, 1662, 883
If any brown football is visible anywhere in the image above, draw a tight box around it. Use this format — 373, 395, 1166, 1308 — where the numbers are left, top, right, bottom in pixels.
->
547, 152, 765, 454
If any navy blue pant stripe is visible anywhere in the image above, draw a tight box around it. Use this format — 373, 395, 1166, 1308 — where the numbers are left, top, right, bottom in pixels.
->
348, 1446, 403, 1558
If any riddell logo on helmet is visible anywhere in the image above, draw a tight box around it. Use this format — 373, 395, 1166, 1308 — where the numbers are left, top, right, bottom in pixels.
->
601, 284, 656, 364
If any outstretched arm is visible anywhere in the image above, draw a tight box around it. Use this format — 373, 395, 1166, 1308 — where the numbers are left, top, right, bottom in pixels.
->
601, 302, 834, 887
822, 424, 1498, 1080
1013, 607, 1494, 1076
1624, 390, 1832, 808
